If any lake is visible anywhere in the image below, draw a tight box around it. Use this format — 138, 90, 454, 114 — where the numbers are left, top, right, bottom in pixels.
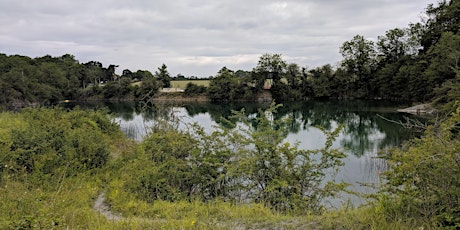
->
76, 100, 418, 207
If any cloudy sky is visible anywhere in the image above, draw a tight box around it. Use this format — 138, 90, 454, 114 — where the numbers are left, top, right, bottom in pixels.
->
0, 0, 434, 77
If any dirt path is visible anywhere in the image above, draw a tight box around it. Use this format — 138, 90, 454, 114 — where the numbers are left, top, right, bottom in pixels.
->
93, 193, 123, 221
92, 193, 316, 228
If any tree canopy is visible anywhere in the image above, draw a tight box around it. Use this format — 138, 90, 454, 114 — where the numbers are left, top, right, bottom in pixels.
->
1, 0, 459, 106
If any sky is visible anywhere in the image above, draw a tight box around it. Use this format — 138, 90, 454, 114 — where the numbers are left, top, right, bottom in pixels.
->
0, 0, 435, 77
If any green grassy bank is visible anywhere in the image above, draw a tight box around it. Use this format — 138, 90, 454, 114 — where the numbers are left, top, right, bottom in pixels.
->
0, 106, 455, 229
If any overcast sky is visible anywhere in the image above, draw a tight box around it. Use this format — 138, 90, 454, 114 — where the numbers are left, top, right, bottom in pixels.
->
0, 0, 434, 77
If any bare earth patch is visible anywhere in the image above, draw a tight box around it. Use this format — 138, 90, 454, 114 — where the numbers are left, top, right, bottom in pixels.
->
93, 193, 123, 221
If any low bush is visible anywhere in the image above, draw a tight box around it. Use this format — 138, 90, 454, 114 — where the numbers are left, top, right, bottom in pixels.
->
382, 103, 460, 228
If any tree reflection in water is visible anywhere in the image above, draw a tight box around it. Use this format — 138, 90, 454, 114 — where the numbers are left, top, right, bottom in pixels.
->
101, 100, 420, 206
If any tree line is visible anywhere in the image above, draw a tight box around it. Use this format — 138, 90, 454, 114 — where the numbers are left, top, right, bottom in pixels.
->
1, 0, 459, 109
209, 0, 459, 104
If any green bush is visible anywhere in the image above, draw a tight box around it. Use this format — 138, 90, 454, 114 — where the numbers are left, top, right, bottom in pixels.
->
184, 82, 207, 96
119, 103, 346, 214
133, 130, 198, 202
1, 108, 120, 184
383, 103, 460, 228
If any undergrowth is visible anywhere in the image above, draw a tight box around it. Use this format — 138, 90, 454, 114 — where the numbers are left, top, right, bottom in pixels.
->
0, 107, 453, 229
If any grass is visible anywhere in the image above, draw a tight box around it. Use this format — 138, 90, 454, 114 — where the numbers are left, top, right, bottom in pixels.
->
0, 112, 25, 141
0, 177, 438, 230
0, 110, 443, 229
170, 80, 210, 89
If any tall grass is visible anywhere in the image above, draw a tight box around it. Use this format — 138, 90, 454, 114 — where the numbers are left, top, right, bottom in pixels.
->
0, 109, 445, 229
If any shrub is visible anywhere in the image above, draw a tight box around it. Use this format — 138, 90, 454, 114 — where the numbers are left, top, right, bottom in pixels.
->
120, 102, 346, 214
383, 103, 460, 228
184, 82, 207, 96
1, 108, 120, 184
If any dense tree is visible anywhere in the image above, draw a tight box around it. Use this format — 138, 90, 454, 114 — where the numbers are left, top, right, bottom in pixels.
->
253, 53, 287, 88
377, 28, 410, 63
84, 61, 105, 85
0, 54, 165, 108
208, 67, 242, 101
273, 63, 305, 100
0, 0, 459, 106
155, 64, 171, 88
426, 32, 460, 89
340, 35, 377, 98
431, 32, 460, 103
308, 64, 336, 98
133, 70, 154, 81
105, 64, 119, 81
121, 69, 133, 79
102, 78, 134, 99
135, 74, 160, 101
421, 0, 460, 51
184, 83, 207, 96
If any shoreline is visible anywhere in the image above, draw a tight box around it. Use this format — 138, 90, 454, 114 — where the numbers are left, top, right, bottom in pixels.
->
397, 103, 438, 115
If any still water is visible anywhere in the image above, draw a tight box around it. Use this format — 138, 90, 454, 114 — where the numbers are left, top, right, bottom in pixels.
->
83, 100, 418, 207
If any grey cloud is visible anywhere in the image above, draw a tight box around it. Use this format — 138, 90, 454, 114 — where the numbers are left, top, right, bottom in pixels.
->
0, 0, 433, 77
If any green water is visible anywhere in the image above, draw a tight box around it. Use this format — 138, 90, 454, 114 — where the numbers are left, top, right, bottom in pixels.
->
71, 100, 420, 206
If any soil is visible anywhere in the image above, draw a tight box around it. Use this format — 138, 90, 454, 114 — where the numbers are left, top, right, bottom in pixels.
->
93, 193, 123, 221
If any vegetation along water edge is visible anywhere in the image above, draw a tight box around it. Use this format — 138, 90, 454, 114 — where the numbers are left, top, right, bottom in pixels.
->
1, 0, 459, 228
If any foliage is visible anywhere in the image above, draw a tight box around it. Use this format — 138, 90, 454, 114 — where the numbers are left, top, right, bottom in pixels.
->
122, 69, 154, 81
116, 102, 347, 214
155, 64, 172, 88
0, 105, 453, 229
430, 32, 460, 103
135, 130, 199, 202
171, 79, 210, 89
340, 35, 377, 98
102, 77, 134, 99
421, 0, 460, 51
1, 0, 459, 105
134, 75, 161, 101
228, 103, 347, 213
382, 103, 460, 228
208, 67, 245, 101
0, 108, 121, 184
0, 108, 127, 229
254, 53, 287, 84
184, 82, 207, 96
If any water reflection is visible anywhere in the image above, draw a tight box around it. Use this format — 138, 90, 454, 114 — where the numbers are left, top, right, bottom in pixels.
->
84, 100, 419, 206
103, 100, 417, 157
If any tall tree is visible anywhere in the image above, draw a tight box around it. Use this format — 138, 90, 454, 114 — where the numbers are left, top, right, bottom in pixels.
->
208, 67, 241, 101
254, 53, 287, 86
427, 32, 460, 101
421, 0, 460, 51
340, 35, 377, 97
105, 64, 119, 81
121, 69, 133, 79
155, 64, 171, 88
377, 28, 410, 63
309, 64, 336, 98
